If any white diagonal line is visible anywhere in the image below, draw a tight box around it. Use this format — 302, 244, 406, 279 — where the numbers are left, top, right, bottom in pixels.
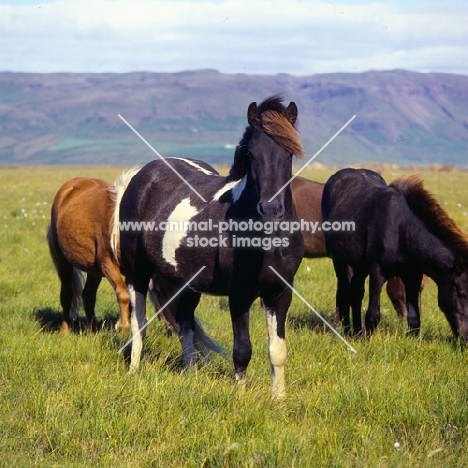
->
118, 114, 207, 202
268, 114, 357, 202
268, 266, 357, 353
118, 266, 206, 353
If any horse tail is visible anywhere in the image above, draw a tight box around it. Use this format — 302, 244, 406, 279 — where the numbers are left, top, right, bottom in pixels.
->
192, 317, 228, 359
69, 268, 85, 319
108, 166, 143, 262
46, 222, 85, 318
148, 280, 228, 359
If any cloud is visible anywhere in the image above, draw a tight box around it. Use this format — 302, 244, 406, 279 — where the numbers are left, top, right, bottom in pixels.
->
0, 0, 467, 75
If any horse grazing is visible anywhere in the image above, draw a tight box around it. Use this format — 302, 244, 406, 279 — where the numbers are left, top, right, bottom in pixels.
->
47, 176, 134, 333
321, 168, 468, 339
290, 175, 425, 320
47, 173, 224, 359
118, 95, 305, 397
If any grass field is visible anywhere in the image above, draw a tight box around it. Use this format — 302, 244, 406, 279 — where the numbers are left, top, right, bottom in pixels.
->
1, 165, 468, 467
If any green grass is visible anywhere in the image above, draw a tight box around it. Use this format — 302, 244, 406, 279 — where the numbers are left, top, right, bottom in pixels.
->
1, 166, 468, 466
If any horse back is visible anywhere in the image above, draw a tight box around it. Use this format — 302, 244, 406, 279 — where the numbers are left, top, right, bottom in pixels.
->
51, 177, 114, 273
322, 168, 406, 266
291, 176, 327, 258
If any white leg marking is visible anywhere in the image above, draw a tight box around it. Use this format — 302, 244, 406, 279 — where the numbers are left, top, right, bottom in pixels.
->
235, 371, 247, 394
128, 285, 148, 372
265, 310, 287, 398
162, 197, 199, 268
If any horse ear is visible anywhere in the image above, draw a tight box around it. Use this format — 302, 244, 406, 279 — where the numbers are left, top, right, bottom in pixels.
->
286, 102, 298, 125
247, 102, 259, 127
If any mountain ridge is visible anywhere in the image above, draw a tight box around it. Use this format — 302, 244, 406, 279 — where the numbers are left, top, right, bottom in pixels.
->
0, 69, 467, 167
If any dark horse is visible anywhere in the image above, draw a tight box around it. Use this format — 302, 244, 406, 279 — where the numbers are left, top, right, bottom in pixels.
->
321, 167, 468, 338
291, 175, 426, 320
118, 96, 305, 396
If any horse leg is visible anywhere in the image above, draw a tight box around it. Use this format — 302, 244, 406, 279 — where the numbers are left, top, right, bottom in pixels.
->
229, 294, 254, 391
333, 260, 351, 334
148, 277, 177, 335
101, 258, 131, 332
333, 265, 353, 324
401, 271, 423, 336
262, 288, 293, 398
54, 258, 84, 334
127, 276, 150, 373
386, 277, 408, 318
58, 261, 75, 333
364, 265, 385, 334
176, 290, 201, 368
82, 274, 101, 332
350, 269, 367, 335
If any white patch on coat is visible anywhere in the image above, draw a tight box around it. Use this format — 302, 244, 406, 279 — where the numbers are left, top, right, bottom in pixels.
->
231, 176, 247, 202
162, 198, 199, 268
212, 176, 247, 203
172, 157, 215, 175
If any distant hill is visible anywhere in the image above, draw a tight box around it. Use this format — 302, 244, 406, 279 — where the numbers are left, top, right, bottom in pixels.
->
0, 69, 467, 167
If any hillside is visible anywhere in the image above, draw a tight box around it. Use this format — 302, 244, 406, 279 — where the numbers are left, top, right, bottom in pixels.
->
0, 69, 467, 167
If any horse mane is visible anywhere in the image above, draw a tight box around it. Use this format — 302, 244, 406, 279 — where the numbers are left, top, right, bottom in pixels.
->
228, 95, 304, 180
390, 175, 468, 259
108, 166, 143, 261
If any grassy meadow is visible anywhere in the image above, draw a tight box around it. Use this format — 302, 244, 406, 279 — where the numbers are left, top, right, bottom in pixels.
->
1, 165, 468, 467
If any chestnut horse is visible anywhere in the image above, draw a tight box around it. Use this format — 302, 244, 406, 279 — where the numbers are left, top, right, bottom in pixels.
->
47, 172, 224, 358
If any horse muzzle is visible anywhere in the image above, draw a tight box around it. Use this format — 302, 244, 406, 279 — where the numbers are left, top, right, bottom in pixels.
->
257, 200, 285, 221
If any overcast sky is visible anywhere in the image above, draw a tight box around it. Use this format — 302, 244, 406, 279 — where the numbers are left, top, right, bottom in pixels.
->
1, 0, 467, 76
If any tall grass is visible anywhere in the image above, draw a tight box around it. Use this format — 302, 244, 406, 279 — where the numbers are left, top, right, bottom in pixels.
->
1, 166, 468, 466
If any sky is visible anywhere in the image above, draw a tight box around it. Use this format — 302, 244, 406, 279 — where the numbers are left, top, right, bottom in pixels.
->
0, 0, 467, 76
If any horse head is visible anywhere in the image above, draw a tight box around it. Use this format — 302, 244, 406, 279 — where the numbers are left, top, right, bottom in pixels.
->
230, 95, 304, 221
437, 257, 468, 341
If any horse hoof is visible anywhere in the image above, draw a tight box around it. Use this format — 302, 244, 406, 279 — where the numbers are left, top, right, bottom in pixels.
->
272, 389, 286, 400
115, 321, 131, 333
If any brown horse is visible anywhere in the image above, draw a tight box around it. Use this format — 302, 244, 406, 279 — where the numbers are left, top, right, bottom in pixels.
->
47, 171, 224, 358
290, 175, 426, 318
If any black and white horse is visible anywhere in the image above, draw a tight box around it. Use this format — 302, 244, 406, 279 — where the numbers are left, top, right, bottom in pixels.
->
117, 96, 305, 396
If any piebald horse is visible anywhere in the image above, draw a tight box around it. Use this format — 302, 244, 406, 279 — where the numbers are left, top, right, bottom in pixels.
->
117, 96, 305, 396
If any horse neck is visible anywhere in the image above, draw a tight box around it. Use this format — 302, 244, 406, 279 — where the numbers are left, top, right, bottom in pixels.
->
403, 218, 455, 279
